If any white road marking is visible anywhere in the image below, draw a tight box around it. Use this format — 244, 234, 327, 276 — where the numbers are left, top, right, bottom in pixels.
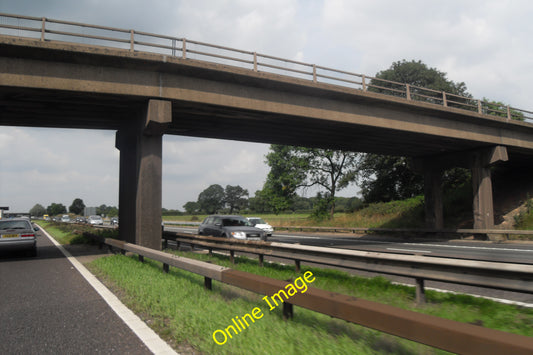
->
386, 248, 432, 253
40, 226, 178, 355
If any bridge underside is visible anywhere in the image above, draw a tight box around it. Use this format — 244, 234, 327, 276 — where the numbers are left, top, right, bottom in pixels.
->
2, 36, 533, 246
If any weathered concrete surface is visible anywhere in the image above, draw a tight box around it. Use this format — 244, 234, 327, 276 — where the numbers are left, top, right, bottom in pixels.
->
115, 100, 171, 249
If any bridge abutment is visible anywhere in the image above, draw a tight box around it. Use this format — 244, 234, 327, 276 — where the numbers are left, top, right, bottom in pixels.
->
115, 99, 172, 250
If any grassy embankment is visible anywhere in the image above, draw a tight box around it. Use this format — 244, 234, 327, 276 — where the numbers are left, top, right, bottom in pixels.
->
40, 221, 533, 354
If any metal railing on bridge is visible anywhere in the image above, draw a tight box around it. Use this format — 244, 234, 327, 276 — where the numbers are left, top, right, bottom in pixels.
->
1, 12, 532, 122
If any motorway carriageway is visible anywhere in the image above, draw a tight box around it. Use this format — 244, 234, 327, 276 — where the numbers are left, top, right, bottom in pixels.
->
165, 226, 533, 306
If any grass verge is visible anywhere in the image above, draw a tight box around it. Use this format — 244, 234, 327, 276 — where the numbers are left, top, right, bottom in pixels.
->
87, 248, 532, 354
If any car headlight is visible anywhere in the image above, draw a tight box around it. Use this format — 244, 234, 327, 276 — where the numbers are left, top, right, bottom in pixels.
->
231, 231, 246, 239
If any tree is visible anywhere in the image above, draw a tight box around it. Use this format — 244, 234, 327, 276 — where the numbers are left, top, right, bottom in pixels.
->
29, 204, 46, 217
482, 97, 524, 121
183, 201, 200, 215
370, 59, 470, 100
197, 184, 225, 214
47, 202, 67, 216
358, 60, 473, 203
224, 185, 249, 214
261, 145, 309, 214
263, 145, 359, 218
69, 198, 85, 215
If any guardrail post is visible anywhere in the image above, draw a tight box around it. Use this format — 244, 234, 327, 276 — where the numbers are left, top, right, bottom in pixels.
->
182, 38, 187, 59
230, 250, 235, 264
362, 75, 367, 91
258, 254, 264, 267
312, 64, 317, 83
478, 99, 483, 114
406, 84, 411, 100
253, 52, 257, 72
40, 17, 46, 41
283, 302, 294, 320
295, 259, 301, 273
163, 263, 169, 273
204, 277, 212, 290
415, 278, 426, 304
507, 105, 511, 120
442, 92, 448, 107
139, 254, 144, 263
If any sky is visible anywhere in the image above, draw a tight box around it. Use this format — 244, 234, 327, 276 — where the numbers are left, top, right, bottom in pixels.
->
1, 0, 533, 213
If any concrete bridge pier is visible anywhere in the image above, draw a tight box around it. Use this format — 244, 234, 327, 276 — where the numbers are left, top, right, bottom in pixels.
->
471, 146, 508, 229
423, 167, 444, 229
417, 145, 508, 231
115, 99, 172, 250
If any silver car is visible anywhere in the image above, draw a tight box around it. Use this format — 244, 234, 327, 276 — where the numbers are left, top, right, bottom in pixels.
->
198, 215, 267, 241
0, 218, 38, 256
88, 215, 104, 225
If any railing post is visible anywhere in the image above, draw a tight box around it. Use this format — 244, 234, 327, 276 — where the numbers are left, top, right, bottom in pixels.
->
442, 92, 448, 107
295, 259, 301, 273
416, 278, 426, 304
130, 30, 134, 52
507, 105, 511, 120
283, 302, 294, 320
204, 277, 213, 290
312, 64, 317, 83
230, 250, 235, 264
258, 254, 264, 267
40, 17, 46, 41
478, 99, 482, 114
406, 84, 411, 100
362, 75, 367, 91
172, 39, 176, 57
182, 38, 187, 59
253, 52, 258, 72
163, 263, 169, 273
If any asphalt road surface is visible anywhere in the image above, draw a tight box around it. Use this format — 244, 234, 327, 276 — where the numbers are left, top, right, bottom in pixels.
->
0, 228, 153, 355
167, 226, 533, 264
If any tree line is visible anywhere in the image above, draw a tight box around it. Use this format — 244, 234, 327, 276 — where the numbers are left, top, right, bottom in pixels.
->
29, 199, 118, 217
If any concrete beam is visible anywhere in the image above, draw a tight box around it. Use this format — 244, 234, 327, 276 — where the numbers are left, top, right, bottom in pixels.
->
115, 100, 171, 249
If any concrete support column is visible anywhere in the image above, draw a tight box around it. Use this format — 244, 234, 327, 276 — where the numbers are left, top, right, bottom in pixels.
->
423, 168, 443, 229
115, 99, 172, 249
470, 146, 508, 230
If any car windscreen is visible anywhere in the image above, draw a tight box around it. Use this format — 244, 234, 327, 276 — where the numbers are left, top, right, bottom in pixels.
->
221, 218, 251, 227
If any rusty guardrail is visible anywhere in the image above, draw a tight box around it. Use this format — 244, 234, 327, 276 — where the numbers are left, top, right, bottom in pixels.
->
100, 237, 533, 354
162, 231, 533, 304
1, 12, 532, 121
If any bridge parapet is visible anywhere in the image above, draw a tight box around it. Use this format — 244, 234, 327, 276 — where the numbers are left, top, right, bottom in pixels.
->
1, 12, 531, 122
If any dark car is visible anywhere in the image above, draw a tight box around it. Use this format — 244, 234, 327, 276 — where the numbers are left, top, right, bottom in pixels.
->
198, 215, 267, 241
0, 218, 38, 256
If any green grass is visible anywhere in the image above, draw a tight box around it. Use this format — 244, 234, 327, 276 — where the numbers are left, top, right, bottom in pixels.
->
89, 254, 446, 355
35, 220, 117, 244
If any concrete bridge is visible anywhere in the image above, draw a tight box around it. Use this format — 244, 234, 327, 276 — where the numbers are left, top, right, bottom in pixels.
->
2, 15, 533, 248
